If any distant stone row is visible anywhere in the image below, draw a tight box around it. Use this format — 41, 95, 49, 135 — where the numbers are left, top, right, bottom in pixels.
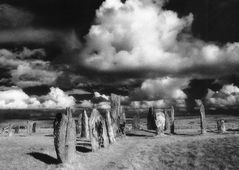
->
0, 120, 37, 136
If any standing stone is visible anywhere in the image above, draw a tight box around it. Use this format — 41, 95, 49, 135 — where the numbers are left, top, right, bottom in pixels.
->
199, 102, 207, 134
147, 107, 156, 130
75, 119, 81, 135
164, 111, 170, 133
132, 112, 140, 130
89, 109, 109, 152
170, 106, 175, 134
32, 122, 37, 133
27, 121, 33, 135
8, 124, 13, 137
154, 110, 165, 135
217, 120, 226, 133
102, 120, 109, 148
65, 108, 76, 163
110, 94, 121, 137
53, 108, 76, 163
105, 110, 115, 144
81, 110, 89, 139
14, 125, 19, 134
119, 108, 126, 136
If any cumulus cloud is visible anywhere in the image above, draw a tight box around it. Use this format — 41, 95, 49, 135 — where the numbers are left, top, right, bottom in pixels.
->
77, 92, 111, 108
94, 92, 109, 100
130, 100, 167, 109
41, 87, 75, 109
79, 0, 239, 79
77, 100, 93, 108
130, 77, 188, 100
206, 84, 239, 109
0, 87, 75, 109
0, 88, 40, 109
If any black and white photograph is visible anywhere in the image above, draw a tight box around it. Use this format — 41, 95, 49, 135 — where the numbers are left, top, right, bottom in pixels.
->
0, 0, 239, 169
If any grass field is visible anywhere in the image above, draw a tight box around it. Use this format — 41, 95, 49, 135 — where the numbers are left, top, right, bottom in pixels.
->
0, 113, 239, 170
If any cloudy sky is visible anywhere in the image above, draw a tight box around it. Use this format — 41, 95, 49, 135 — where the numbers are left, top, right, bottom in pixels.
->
1, 0, 239, 110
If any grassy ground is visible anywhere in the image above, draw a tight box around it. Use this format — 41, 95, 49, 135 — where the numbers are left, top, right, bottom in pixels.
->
0, 115, 239, 170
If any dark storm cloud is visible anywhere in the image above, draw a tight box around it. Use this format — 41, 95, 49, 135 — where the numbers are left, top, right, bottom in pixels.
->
165, 0, 239, 43
0, 4, 33, 29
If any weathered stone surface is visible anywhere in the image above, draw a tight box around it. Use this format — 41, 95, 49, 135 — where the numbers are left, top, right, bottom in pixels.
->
81, 110, 89, 139
170, 106, 175, 134
105, 110, 115, 144
54, 113, 67, 162
102, 120, 109, 148
132, 112, 140, 130
75, 119, 81, 135
53, 108, 76, 163
147, 107, 156, 130
89, 109, 109, 152
65, 108, 76, 163
217, 119, 226, 133
110, 94, 121, 137
154, 110, 165, 135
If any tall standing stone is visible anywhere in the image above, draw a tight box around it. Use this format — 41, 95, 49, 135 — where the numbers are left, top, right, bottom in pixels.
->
89, 109, 109, 152
32, 122, 36, 133
14, 125, 19, 134
199, 102, 207, 134
217, 119, 226, 133
81, 110, 89, 139
65, 108, 76, 163
27, 120, 33, 135
105, 110, 115, 144
170, 106, 175, 134
164, 111, 170, 133
8, 124, 13, 137
119, 107, 126, 136
110, 94, 121, 137
53, 108, 76, 163
132, 111, 140, 130
154, 110, 165, 135
147, 107, 156, 130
